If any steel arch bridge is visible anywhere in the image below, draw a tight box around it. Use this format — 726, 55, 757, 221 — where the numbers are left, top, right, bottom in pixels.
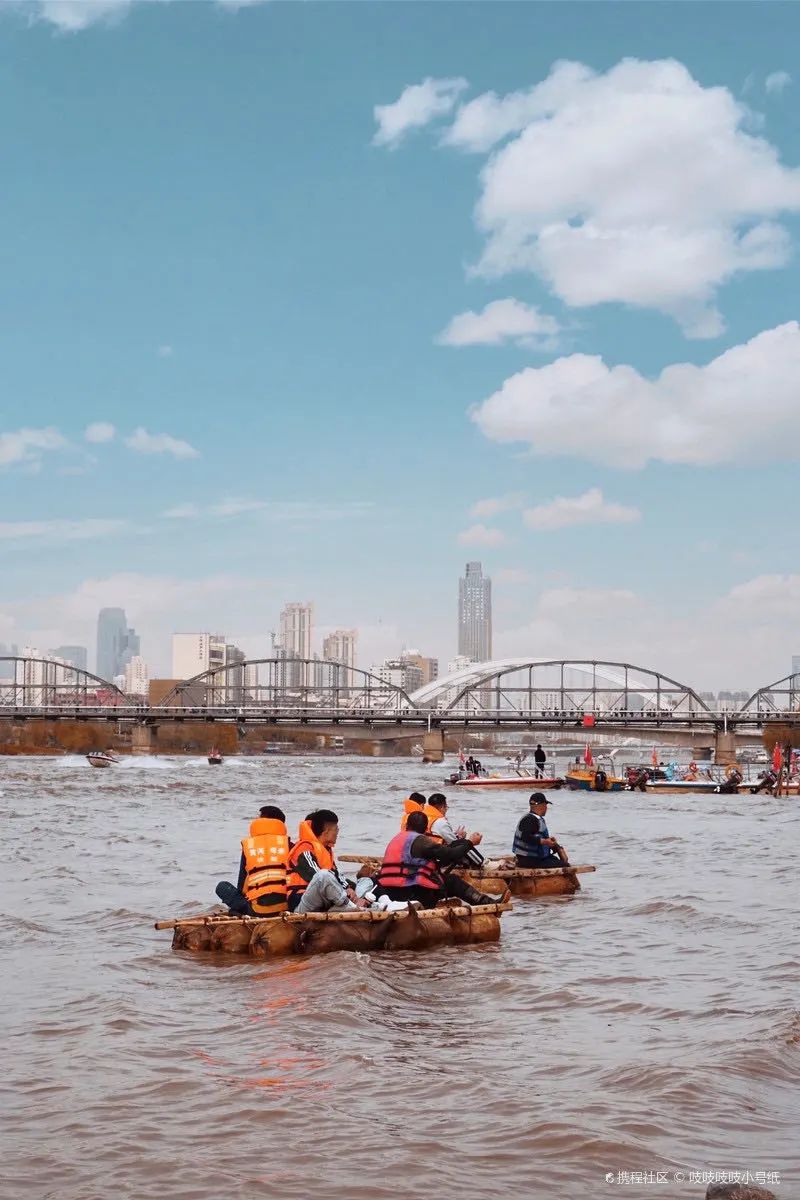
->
157, 657, 415, 714
739, 672, 800, 718
410, 658, 712, 717
0, 657, 126, 709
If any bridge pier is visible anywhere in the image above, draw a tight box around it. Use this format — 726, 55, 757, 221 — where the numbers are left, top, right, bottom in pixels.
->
131, 724, 158, 755
421, 729, 445, 764
713, 731, 738, 766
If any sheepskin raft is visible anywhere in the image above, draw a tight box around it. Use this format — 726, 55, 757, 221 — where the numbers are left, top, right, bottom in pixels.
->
155, 901, 511, 958
339, 855, 596, 898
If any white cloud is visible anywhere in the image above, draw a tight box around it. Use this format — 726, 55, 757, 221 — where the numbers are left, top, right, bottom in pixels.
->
524, 488, 640, 531
457, 523, 507, 547
162, 498, 372, 521
0, 427, 67, 468
61, 571, 248, 620
722, 573, 800, 619
0, 518, 127, 542
437, 298, 560, 348
537, 586, 639, 613
15, 0, 267, 32
157, 344, 173, 358
436, 59, 800, 335
494, 567, 532, 584
469, 494, 523, 519
765, 71, 792, 95
84, 421, 115, 444
126, 427, 199, 459
373, 76, 468, 148
472, 321, 800, 468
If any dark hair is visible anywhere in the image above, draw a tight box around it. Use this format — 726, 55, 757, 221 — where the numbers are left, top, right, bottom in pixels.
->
427, 793, 447, 811
259, 805, 285, 822
409, 792, 426, 804
406, 811, 428, 833
309, 808, 339, 836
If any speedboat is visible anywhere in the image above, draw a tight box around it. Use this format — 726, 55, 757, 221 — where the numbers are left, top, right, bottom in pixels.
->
451, 773, 563, 790
208, 748, 224, 765
565, 759, 626, 792
87, 750, 118, 769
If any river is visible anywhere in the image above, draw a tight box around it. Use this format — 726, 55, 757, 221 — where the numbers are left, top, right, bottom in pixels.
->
1, 754, 797, 1199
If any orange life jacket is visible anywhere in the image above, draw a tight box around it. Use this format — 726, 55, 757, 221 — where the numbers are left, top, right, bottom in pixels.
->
400, 797, 424, 830
240, 817, 289, 915
286, 819, 335, 906
378, 831, 443, 891
399, 799, 444, 843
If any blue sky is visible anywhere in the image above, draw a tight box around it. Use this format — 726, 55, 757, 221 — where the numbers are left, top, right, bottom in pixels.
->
1, 0, 799, 689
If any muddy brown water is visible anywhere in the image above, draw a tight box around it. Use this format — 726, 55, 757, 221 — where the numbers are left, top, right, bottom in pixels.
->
2, 755, 798, 1200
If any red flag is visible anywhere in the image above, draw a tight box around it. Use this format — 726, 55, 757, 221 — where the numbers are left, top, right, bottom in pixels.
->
651, 746, 659, 767
772, 742, 783, 773
584, 743, 594, 767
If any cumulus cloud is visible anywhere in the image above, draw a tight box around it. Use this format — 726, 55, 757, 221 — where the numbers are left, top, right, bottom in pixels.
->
765, 71, 792, 95
437, 298, 561, 348
126, 427, 199, 459
472, 321, 800, 468
0, 518, 127, 542
13, 0, 267, 31
457, 523, 507, 547
84, 421, 115, 444
0, 427, 67, 468
373, 77, 468, 148
424, 59, 800, 335
469, 494, 523, 519
524, 488, 641, 531
722, 573, 800, 618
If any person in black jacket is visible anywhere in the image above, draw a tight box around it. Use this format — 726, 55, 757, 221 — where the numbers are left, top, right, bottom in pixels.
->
376, 812, 507, 909
512, 794, 569, 868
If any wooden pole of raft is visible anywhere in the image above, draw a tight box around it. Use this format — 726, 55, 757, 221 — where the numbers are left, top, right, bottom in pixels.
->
156, 902, 512, 930
339, 854, 596, 879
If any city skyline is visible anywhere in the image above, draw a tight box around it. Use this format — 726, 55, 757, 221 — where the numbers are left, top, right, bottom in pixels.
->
1, 3, 799, 691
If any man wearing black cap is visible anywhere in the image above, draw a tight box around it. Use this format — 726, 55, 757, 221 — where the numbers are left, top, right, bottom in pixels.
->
512, 793, 568, 868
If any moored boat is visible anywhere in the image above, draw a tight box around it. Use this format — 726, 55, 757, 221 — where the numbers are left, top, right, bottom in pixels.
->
339, 854, 596, 898
86, 750, 118, 769
207, 748, 224, 765
156, 901, 510, 957
565, 765, 626, 792
452, 774, 564, 789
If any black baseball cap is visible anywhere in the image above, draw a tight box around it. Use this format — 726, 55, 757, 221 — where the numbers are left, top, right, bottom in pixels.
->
529, 793, 553, 805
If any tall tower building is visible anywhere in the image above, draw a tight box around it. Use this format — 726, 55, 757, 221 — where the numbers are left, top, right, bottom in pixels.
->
458, 562, 492, 663
322, 629, 357, 688
280, 603, 313, 659
96, 609, 139, 680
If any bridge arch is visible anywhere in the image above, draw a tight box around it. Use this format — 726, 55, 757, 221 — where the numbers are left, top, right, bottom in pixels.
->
157, 657, 415, 713
0, 656, 126, 709
410, 658, 711, 716
739, 672, 800, 717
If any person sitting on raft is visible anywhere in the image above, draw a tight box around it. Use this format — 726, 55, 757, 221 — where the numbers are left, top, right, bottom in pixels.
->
376, 811, 507, 909
512, 793, 569, 869
287, 808, 372, 914
215, 805, 290, 916
425, 794, 484, 868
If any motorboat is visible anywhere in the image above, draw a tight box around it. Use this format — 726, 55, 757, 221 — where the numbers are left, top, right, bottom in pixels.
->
208, 748, 224, 765
450, 772, 563, 790
565, 759, 626, 792
86, 750, 118, 769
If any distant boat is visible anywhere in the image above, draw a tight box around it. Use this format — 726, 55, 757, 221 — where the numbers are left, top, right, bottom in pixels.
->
87, 750, 118, 769
208, 748, 224, 765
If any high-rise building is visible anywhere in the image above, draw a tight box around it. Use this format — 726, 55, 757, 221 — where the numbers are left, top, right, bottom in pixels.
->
458, 562, 492, 663
322, 629, 358, 689
96, 609, 139, 680
280, 603, 313, 659
50, 645, 88, 672
369, 657, 423, 695
172, 633, 226, 680
274, 602, 313, 690
402, 649, 438, 687
18, 647, 72, 707
124, 656, 149, 696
